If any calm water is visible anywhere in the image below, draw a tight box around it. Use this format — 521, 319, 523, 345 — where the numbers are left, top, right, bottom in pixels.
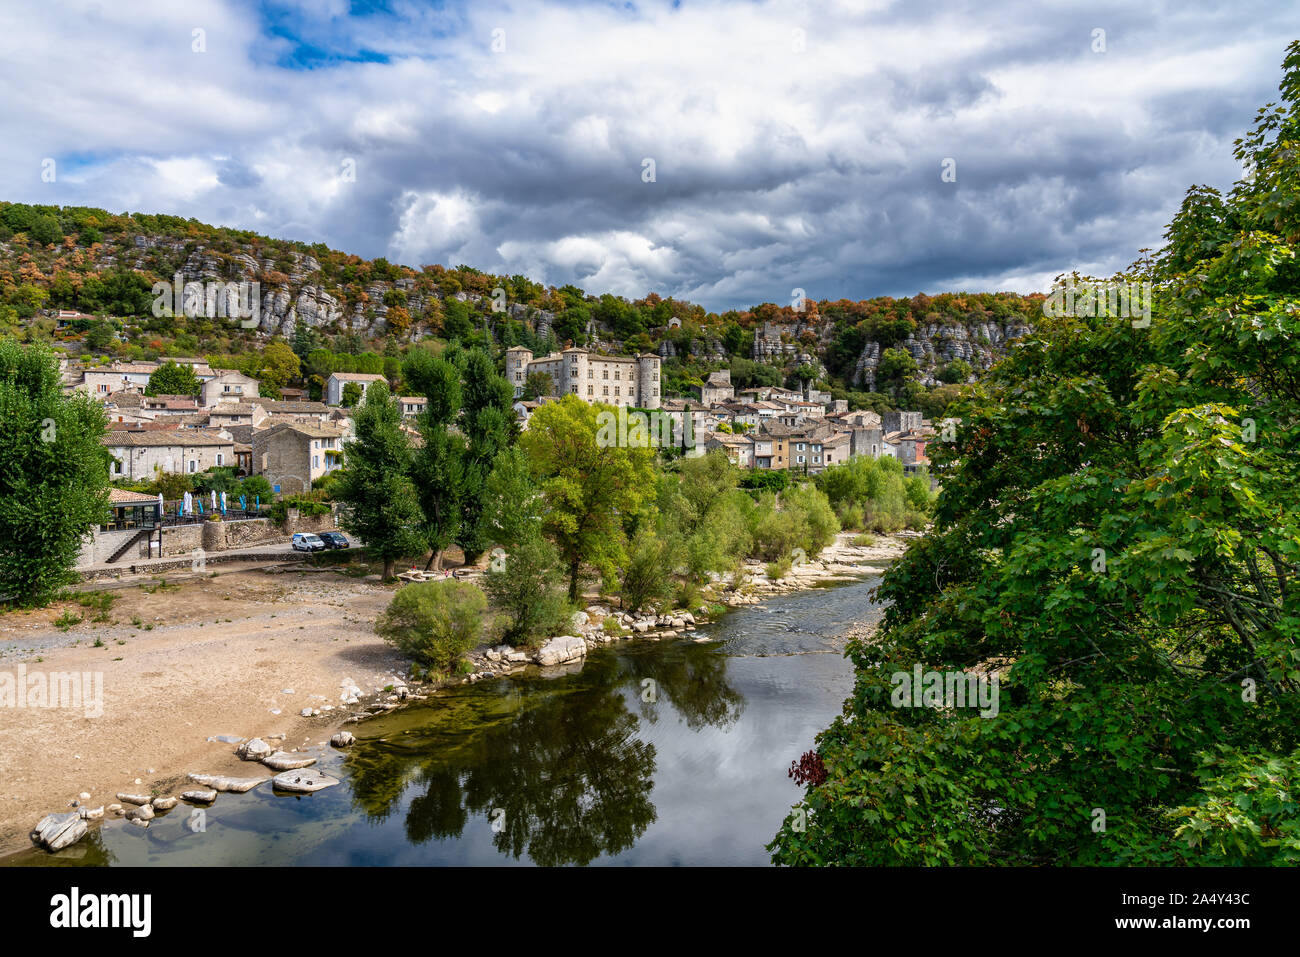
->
8, 577, 885, 867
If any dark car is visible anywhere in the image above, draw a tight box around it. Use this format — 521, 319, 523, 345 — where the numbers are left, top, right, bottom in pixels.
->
318, 532, 350, 549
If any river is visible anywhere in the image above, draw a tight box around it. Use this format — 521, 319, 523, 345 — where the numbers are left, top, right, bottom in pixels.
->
6, 575, 885, 867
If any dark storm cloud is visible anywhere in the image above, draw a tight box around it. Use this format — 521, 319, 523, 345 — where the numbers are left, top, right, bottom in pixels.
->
0, 0, 1294, 310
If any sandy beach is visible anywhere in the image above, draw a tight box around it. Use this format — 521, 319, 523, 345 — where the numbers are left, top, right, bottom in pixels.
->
0, 565, 410, 855
0, 531, 911, 857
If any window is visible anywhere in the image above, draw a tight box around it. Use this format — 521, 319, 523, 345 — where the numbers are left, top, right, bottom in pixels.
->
797, 443, 805, 451
614, 387, 620, 396
615, 370, 621, 380
588, 386, 594, 396
188, 460, 197, 473
216, 453, 224, 466
603, 386, 609, 396
797, 455, 805, 464
312, 455, 319, 468
603, 370, 609, 379
588, 369, 593, 378
571, 385, 578, 393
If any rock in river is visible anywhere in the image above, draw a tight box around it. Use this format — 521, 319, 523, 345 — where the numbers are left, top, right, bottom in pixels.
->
30, 812, 88, 851
330, 731, 355, 748
262, 751, 317, 771
536, 635, 587, 667
151, 796, 178, 810
181, 789, 218, 804
272, 769, 340, 793
116, 792, 152, 806
187, 773, 265, 793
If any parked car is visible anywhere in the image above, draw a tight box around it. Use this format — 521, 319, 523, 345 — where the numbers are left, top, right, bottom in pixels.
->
318, 532, 350, 549
292, 532, 326, 552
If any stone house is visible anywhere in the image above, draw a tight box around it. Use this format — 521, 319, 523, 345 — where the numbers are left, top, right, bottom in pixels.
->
325, 372, 387, 406
252, 422, 346, 493
201, 370, 260, 408
697, 369, 735, 405
103, 428, 236, 481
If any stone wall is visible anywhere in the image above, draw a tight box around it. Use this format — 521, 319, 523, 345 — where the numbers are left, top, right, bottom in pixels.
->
76, 507, 342, 569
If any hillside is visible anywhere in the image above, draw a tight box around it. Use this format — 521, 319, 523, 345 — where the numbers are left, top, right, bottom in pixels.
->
0, 202, 1041, 411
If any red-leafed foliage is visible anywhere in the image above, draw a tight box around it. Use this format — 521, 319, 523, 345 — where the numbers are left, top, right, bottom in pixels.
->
789, 749, 828, 787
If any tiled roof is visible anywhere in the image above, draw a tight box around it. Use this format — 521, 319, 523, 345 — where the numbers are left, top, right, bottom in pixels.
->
108, 488, 160, 505
262, 400, 329, 414
103, 428, 233, 448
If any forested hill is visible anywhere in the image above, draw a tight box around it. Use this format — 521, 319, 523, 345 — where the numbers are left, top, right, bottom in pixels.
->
0, 202, 1040, 410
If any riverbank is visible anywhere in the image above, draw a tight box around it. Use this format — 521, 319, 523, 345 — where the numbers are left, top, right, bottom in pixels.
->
0, 531, 912, 857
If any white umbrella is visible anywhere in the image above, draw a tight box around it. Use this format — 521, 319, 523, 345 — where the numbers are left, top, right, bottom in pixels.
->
158, 493, 164, 520
211, 490, 217, 512
220, 490, 227, 512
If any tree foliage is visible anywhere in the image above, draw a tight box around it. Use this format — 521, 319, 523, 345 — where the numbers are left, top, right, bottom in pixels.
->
772, 45, 1300, 866
0, 339, 111, 606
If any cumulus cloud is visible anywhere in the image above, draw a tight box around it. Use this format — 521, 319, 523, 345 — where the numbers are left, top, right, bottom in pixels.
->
0, 0, 1292, 310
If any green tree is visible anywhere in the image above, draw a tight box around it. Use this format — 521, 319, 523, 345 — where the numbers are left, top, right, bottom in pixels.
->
335, 382, 423, 578
483, 533, 572, 647
407, 351, 464, 571
875, 347, 918, 396
522, 371, 554, 399
145, 360, 200, 396
771, 44, 1300, 866
938, 358, 972, 384
455, 348, 515, 562
257, 340, 301, 399
341, 381, 363, 407
0, 340, 111, 606
519, 395, 658, 600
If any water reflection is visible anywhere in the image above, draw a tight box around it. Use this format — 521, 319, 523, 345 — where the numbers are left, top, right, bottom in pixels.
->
348, 642, 741, 866
5, 575, 883, 867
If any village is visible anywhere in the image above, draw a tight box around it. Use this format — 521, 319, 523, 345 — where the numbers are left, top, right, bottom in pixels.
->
58, 337, 936, 573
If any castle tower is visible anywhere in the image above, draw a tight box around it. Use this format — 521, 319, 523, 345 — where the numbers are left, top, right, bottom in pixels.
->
505, 346, 532, 398
561, 347, 588, 399
636, 353, 662, 409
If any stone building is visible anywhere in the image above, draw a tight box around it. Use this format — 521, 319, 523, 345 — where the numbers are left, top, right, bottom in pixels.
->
103, 429, 236, 480
505, 346, 661, 409
252, 422, 345, 494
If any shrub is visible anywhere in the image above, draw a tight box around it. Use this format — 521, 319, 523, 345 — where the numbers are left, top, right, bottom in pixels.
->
766, 554, 793, 580
620, 527, 674, 612
375, 579, 487, 671
54, 610, 83, 631
483, 535, 572, 647
903, 509, 930, 531
851, 533, 877, 547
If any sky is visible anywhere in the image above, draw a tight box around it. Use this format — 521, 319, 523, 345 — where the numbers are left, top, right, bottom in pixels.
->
0, 0, 1295, 312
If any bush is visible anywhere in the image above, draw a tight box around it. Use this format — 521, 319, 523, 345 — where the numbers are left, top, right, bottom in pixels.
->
375, 579, 487, 671
269, 492, 332, 524
903, 509, 930, 531
620, 527, 675, 612
851, 533, 877, 547
483, 535, 572, 647
674, 579, 701, 611
240, 474, 273, 501
766, 555, 793, 580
